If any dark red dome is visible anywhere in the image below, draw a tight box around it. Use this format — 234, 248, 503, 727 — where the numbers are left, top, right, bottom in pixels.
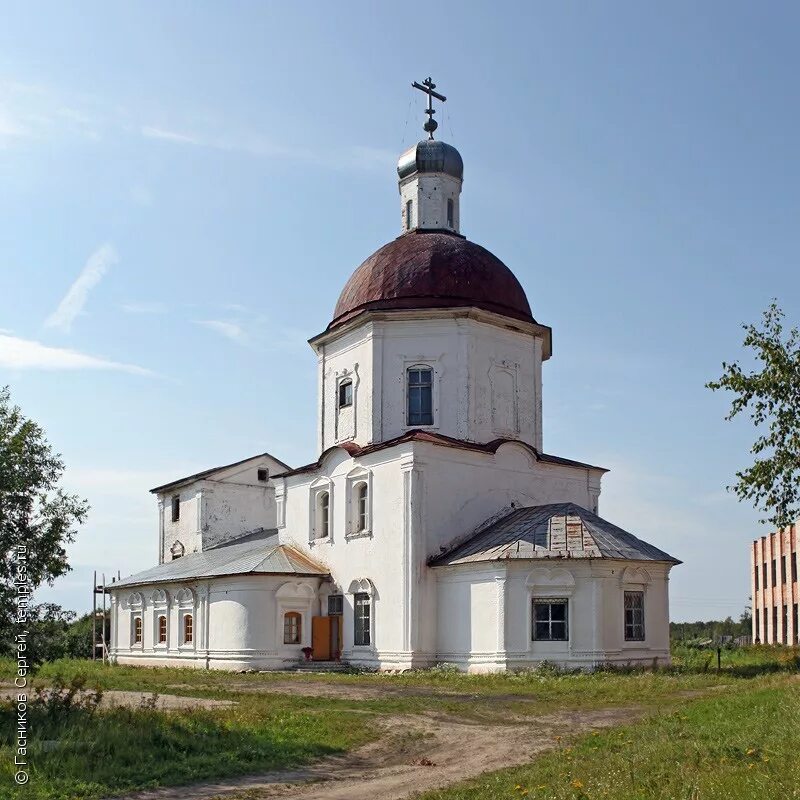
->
330, 231, 534, 330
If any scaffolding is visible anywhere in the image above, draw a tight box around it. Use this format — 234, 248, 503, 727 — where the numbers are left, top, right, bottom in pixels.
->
92, 571, 120, 663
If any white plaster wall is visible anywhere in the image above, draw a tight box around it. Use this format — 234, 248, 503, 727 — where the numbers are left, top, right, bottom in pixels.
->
202, 483, 275, 549
316, 316, 544, 451
399, 173, 461, 233
110, 574, 323, 671
436, 559, 673, 672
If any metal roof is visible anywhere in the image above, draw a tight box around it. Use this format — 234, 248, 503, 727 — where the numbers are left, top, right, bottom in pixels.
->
430, 502, 681, 567
113, 530, 328, 588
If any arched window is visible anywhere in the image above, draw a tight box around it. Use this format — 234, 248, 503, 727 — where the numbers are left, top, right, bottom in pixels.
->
406, 199, 413, 230
338, 379, 353, 408
407, 366, 433, 426
170, 541, 185, 560
133, 616, 143, 645
158, 615, 167, 644
447, 197, 454, 228
183, 614, 193, 644
356, 482, 368, 532
318, 491, 330, 538
283, 611, 302, 644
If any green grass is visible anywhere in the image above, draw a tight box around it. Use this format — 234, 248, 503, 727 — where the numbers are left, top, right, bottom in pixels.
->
0, 646, 797, 799
416, 674, 800, 800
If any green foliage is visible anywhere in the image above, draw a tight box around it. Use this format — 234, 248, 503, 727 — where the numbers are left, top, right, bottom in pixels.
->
670, 612, 751, 643
707, 302, 800, 529
0, 386, 89, 654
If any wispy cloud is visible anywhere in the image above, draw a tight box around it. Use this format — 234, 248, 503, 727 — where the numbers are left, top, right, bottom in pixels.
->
121, 301, 167, 314
45, 244, 118, 332
140, 125, 200, 145
0, 333, 151, 375
196, 319, 249, 344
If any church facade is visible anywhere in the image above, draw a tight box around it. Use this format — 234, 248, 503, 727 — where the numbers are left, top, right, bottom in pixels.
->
110, 92, 679, 672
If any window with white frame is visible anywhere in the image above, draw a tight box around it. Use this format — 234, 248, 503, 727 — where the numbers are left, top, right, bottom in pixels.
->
157, 614, 167, 644
317, 491, 330, 539
624, 591, 645, 641
532, 598, 569, 641
407, 366, 433, 426
183, 613, 193, 644
132, 615, 143, 645
338, 379, 353, 408
355, 482, 368, 532
283, 611, 302, 644
354, 593, 371, 646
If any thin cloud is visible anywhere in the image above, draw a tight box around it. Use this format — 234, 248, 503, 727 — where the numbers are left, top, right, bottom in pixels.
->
140, 126, 200, 145
121, 301, 167, 314
196, 319, 249, 344
45, 244, 118, 332
0, 333, 151, 375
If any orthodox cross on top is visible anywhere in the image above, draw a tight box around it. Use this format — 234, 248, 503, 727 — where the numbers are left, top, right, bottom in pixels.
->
412, 77, 446, 140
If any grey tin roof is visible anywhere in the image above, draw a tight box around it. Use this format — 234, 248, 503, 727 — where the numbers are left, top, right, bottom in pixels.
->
430, 503, 681, 567
114, 530, 328, 588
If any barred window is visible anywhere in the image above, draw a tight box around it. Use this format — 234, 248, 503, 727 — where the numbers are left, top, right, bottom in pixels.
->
532, 599, 568, 641
354, 593, 371, 646
283, 611, 301, 645
624, 591, 645, 641
328, 595, 343, 616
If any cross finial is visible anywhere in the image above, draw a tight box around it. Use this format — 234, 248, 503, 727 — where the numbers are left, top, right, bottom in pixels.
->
412, 77, 446, 140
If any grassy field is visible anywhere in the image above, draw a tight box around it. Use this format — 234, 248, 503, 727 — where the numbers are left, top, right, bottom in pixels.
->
1, 646, 797, 800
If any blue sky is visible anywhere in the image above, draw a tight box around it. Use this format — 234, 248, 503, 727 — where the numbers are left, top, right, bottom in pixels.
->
2, 2, 798, 621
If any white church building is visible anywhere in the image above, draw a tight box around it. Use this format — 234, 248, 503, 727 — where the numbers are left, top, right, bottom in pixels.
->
110, 83, 680, 672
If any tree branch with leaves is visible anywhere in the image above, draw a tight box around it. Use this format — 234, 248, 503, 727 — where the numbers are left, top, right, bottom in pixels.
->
707, 302, 800, 529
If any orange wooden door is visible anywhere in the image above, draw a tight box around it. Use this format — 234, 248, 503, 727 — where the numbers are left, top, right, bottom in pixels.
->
312, 616, 331, 661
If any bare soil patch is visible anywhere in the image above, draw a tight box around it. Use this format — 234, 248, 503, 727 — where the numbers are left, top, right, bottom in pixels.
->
112, 706, 641, 800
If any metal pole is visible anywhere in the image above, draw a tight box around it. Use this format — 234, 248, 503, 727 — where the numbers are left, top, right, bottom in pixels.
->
92, 570, 97, 661
102, 573, 107, 664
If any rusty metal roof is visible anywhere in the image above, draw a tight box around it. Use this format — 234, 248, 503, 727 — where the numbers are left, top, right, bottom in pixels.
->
430, 502, 681, 567
329, 230, 536, 331
113, 530, 329, 588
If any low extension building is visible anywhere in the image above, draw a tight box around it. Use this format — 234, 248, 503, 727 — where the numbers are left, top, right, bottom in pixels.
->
751, 525, 799, 645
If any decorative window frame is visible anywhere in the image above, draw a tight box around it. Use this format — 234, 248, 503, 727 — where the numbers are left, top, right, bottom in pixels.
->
126, 592, 144, 649
525, 569, 575, 652
170, 541, 185, 560
347, 578, 377, 650
308, 477, 334, 544
275, 582, 315, 650
402, 357, 443, 430
620, 567, 650, 646
151, 589, 169, 648
334, 365, 359, 443
176, 588, 195, 650
487, 359, 520, 436
345, 467, 373, 539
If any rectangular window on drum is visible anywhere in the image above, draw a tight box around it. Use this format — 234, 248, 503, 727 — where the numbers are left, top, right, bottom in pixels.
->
624, 591, 645, 641
531, 599, 569, 641
407, 367, 433, 426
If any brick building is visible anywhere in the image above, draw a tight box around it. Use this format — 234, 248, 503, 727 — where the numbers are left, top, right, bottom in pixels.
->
751, 525, 799, 645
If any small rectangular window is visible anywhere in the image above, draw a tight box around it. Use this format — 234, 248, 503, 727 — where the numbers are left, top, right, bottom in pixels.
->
354, 593, 371, 646
755, 608, 760, 641
793, 556, 798, 583
158, 615, 167, 644
407, 367, 433, 426
328, 595, 343, 616
406, 199, 413, 230
782, 605, 788, 643
183, 614, 193, 644
781, 555, 787, 584
763, 562, 768, 588
532, 599, 569, 641
257, 468, 269, 482
772, 559, 777, 587
624, 591, 645, 641
447, 197, 454, 228
338, 380, 353, 408
794, 604, 798, 642
755, 565, 759, 591
171, 495, 180, 522
772, 607, 778, 641
133, 616, 142, 645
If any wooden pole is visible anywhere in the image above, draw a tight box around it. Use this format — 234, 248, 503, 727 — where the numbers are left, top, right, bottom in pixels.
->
92, 570, 97, 661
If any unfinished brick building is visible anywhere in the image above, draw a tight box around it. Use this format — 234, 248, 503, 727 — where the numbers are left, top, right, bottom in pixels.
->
751, 525, 799, 645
